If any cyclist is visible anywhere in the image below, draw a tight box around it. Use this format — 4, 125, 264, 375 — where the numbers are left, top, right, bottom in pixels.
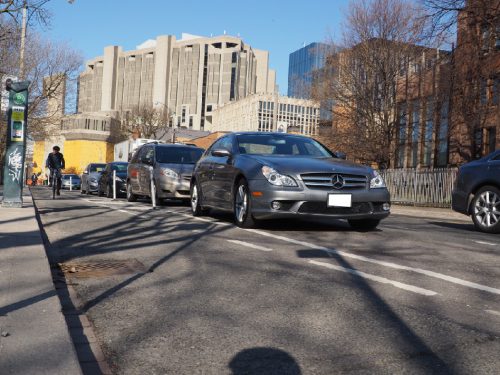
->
45, 146, 65, 195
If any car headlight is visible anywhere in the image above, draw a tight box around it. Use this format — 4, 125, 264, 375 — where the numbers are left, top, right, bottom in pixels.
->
261, 166, 297, 187
90, 177, 97, 183
114, 176, 124, 182
160, 168, 179, 179
370, 170, 386, 189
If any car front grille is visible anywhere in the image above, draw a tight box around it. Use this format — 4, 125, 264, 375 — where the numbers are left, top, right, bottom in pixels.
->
300, 173, 367, 190
298, 202, 373, 215
182, 175, 192, 182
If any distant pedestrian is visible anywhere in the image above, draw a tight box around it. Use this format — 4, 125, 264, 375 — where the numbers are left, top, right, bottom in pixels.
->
31, 172, 37, 186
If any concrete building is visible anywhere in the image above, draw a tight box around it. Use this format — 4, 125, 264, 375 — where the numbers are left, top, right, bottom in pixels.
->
211, 93, 319, 136
77, 33, 276, 132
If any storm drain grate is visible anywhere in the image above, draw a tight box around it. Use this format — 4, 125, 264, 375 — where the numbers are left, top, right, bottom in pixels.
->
59, 259, 147, 278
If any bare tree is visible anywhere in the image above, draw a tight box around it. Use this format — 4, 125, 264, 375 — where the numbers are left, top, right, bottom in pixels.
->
314, 0, 431, 167
118, 105, 172, 140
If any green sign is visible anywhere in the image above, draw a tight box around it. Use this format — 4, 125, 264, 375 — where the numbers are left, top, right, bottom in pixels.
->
13, 92, 25, 105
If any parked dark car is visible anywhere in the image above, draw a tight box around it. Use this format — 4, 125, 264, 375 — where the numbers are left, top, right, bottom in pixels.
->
190, 132, 391, 229
61, 174, 81, 190
81, 163, 106, 194
98, 162, 128, 198
452, 150, 500, 233
127, 143, 204, 203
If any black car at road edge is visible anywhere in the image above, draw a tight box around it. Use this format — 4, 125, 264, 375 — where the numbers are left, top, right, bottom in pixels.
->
98, 162, 128, 198
190, 132, 391, 230
452, 150, 500, 233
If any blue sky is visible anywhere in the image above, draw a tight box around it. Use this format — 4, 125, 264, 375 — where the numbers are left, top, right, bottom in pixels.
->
43, 0, 349, 95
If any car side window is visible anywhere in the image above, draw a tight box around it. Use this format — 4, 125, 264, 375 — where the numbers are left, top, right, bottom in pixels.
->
493, 153, 500, 161
209, 138, 227, 152
144, 147, 155, 162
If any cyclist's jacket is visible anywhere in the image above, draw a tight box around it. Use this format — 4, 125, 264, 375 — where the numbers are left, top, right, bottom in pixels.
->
46, 152, 65, 170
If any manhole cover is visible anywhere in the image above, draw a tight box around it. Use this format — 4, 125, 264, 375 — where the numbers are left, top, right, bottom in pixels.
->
59, 259, 147, 278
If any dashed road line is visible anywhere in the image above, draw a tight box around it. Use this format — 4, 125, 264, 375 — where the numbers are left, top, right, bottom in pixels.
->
473, 240, 498, 246
245, 229, 500, 296
309, 260, 438, 296
227, 239, 273, 252
82, 198, 500, 297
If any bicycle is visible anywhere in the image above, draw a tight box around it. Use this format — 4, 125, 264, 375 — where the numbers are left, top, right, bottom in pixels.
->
51, 168, 62, 199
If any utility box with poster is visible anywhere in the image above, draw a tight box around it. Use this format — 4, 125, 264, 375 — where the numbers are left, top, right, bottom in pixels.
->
1, 80, 30, 208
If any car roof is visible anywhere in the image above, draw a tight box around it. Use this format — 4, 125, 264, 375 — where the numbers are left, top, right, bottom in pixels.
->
232, 131, 308, 138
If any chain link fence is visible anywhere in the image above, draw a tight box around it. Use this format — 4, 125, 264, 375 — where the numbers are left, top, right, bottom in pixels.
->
380, 168, 458, 208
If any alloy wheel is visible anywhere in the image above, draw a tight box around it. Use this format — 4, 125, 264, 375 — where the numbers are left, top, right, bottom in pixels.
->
191, 184, 198, 213
474, 190, 500, 228
235, 185, 248, 223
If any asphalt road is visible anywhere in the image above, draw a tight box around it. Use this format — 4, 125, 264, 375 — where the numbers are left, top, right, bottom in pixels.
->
31, 187, 500, 375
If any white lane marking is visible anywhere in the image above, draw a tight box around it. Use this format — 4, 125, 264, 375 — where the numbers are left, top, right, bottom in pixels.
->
227, 239, 272, 252
485, 309, 500, 317
245, 228, 500, 296
84, 203, 500, 296
473, 240, 497, 246
309, 260, 438, 296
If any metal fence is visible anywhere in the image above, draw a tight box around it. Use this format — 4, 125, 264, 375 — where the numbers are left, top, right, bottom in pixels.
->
379, 168, 458, 208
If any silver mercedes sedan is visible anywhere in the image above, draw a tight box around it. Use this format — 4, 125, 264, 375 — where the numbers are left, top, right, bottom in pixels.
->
190, 132, 390, 230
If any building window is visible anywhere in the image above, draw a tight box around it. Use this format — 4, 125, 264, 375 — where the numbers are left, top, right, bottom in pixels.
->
230, 67, 236, 100
487, 127, 497, 154
206, 105, 213, 112
189, 116, 193, 129
482, 24, 490, 52
397, 104, 407, 168
436, 101, 449, 167
410, 101, 420, 167
493, 76, 499, 105
480, 78, 488, 105
423, 99, 434, 167
181, 107, 186, 123
474, 128, 483, 159
232, 52, 238, 63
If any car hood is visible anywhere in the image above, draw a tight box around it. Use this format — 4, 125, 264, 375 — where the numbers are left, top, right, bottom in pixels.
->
246, 155, 373, 176
157, 163, 196, 174
88, 172, 102, 179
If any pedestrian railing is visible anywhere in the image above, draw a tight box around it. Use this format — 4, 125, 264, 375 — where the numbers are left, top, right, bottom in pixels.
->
379, 168, 458, 208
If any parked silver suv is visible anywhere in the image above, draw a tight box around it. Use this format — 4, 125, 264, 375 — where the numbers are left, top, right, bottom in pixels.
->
127, 143, 204, 204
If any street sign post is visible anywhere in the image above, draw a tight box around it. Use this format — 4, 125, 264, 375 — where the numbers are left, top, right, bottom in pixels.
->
2, 80, 30, 208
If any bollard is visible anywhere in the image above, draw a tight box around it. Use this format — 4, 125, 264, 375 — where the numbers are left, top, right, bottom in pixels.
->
112, 170, 117, 200
150, 167, 156, 209
70, 176, 72, 191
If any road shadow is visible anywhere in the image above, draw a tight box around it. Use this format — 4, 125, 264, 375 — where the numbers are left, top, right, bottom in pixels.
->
296, 248, 455, 374
228, 347, 301, 375
427, 221, 478, 232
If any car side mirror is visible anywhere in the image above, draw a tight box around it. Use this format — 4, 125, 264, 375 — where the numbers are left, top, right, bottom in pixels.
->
335, 152, 347, 160
211, 149, 231, 157
83, 170, 88, 174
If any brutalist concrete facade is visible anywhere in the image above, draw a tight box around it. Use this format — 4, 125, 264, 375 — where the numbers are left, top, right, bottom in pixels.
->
77, 33, 276, 132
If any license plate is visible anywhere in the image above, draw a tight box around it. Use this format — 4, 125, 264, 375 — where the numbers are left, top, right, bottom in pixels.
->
327, 194, 352, 207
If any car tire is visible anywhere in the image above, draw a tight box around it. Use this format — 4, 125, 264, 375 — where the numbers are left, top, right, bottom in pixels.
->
190, 181, 208, 216
86, 182, 91, 195
127, 181, 137, 202
348, 218, 381, 231
471, 185, 500, 234
106, 183, 113, 198
233, 178, 256, 228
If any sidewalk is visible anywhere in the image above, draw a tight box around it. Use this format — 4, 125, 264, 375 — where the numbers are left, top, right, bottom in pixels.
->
0, 186, 82, 375
391, 204, 470, 223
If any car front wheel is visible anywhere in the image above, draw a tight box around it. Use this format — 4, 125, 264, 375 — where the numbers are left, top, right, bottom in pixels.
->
191, 181, 207, 216
348, 218, 381, 231
234, 179, 256, 228
471, 186, 500, 233
126, 182, 137, 202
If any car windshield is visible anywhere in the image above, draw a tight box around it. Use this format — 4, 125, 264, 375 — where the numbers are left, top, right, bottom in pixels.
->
155, 147, 204, 164
62, 174, 79, 179
90, 164, 106, 172
236, 134, 333, 157
111, 163, 128, 172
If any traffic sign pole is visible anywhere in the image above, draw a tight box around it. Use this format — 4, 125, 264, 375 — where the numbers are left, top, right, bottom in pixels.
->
2, 80, 30, 208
